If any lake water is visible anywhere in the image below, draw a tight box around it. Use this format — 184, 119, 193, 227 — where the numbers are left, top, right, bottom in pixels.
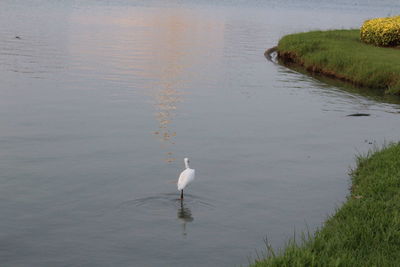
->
1, 1, 400, 266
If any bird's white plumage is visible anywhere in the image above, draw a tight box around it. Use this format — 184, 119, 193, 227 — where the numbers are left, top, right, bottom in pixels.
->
177, 158, 195, 191
178, 169, 195, 190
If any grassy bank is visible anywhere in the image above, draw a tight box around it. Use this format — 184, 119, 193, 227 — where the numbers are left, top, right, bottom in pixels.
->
252, 142, 400, 266
276, 29, 400, 94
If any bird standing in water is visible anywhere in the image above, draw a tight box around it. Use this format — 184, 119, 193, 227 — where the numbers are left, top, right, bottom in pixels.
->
177, 158, 195, 200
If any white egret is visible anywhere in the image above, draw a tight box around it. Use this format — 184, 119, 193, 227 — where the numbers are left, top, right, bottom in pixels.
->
177, 158, 195, 200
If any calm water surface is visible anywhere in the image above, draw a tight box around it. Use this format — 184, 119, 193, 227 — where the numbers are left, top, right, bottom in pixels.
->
1, 1, 400, 266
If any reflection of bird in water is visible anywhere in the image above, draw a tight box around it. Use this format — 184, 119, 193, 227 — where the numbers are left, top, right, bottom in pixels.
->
177, 200, 194, 236
177, 158, 195, 200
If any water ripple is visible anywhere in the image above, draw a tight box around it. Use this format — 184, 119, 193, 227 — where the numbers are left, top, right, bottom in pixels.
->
116, 193, 214, 211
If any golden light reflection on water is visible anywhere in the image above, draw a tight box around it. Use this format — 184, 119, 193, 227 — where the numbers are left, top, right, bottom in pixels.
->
146, 10, 224, 163
152, 82, 182, 163
69, 8, 224, 163
150, 13, 189, 163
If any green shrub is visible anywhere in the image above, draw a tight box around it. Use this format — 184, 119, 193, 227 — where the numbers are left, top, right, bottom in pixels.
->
360, 16, 400, 47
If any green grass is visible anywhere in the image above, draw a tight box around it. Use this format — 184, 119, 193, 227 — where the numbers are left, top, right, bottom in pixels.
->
277, 30, 400, 94
251, 142, 400, 267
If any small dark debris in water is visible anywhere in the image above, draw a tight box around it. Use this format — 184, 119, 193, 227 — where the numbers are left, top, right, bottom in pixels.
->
364, 139, 373, 145
347, 113, 370, 117
15, 36, 21, 39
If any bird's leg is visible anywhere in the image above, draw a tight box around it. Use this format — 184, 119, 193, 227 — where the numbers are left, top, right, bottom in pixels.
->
180, 190, 183, 200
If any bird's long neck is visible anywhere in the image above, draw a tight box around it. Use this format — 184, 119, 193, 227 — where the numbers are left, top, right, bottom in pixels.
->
185, 161, 189, 169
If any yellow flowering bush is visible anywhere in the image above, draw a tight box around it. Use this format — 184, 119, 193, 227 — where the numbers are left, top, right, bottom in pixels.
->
360, 16, 400, 46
